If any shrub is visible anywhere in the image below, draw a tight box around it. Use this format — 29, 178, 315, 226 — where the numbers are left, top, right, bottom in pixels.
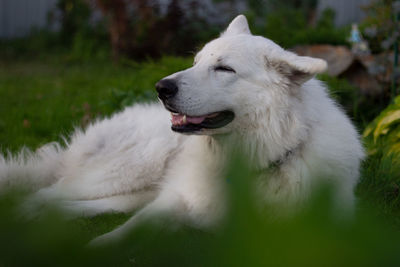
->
252, 8, 348, 49
360, 0, 400, 54
363, 95, 400, 161
92, 0, 219, 60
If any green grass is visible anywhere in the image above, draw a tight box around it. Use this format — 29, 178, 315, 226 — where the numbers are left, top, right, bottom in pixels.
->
1, 55, 400, 265
0, 55, 192, 152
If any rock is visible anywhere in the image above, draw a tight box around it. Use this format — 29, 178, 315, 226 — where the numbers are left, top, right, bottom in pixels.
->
358, 52, 395, 84
340, 60, 383, 96
291, 45, 354, 76
292, 44, 386, 96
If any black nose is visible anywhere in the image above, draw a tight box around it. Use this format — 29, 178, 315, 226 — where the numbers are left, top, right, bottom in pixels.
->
155, 79, 178, 100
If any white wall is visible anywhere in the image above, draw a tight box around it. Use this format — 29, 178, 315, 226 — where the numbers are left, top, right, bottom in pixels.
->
0, 0, 375, 39
317, 0, 373, 26
0, 0, 59, 39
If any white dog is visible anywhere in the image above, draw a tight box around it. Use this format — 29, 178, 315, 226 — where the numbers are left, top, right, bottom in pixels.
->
0, 15, 364, 243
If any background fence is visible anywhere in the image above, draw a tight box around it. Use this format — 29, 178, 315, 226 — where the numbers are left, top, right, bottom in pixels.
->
317, 0, 372, 26
0, 0, 373, 39
0, 0, 58, 38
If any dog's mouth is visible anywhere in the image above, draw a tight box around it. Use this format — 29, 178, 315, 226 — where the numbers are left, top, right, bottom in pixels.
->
170, 110, 235, 133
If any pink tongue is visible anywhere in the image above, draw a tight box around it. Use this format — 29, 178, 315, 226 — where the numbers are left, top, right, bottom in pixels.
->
171, 114, 206, 126
187, 116, 206, 124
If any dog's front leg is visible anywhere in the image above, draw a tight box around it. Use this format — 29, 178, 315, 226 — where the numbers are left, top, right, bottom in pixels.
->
89, 191, 186, 246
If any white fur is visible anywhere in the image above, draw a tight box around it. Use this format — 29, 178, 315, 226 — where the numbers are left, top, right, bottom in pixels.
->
0, 15, 364, 244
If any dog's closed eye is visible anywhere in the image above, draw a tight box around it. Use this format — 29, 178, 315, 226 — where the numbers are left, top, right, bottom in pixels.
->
214, 65, 236, 73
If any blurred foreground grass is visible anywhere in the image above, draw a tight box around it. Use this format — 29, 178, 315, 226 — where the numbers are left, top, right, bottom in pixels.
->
0, 156, 399, 266
1, 56, 400, 266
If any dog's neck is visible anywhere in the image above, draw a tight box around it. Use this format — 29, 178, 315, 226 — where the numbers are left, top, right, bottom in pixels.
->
209, 133, 306, 172
209, 103, 309, 170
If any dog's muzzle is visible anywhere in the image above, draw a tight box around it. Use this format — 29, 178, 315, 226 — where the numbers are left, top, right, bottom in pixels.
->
155, 78, 235, 134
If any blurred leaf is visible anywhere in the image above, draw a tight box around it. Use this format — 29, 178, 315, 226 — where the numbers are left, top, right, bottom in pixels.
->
373, 110, 400, 141
364, 96, 400, 158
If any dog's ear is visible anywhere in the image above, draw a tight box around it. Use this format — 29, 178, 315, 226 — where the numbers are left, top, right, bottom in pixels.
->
266, 53, 327, 85
223, 15, 251, 36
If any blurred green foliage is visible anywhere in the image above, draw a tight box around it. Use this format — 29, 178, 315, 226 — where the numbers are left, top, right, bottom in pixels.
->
360, 0, 399, 54
251, 8, 348, 49
357, 150, 400, 226
364, 95, 400, 160
53, 0, 221, 60
0, 155, 400, 266
57, 0, 92, 45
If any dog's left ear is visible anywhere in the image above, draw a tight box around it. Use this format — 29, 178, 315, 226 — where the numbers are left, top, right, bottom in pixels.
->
267, 52, 327, 85
223, 14, 251, 36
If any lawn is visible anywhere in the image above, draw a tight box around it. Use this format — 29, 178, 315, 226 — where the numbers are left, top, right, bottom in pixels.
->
1, 54, 400, 266
0, 55, 192, 153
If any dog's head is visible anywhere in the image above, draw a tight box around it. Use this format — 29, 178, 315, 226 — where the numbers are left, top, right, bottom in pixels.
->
156, 15, 327, 135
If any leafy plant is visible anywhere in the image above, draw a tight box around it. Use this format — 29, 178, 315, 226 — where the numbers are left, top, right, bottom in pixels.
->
92, 0, 219, 60
364, 95, 400, 160
361, 0, 400, 54
57, 0, 92, 45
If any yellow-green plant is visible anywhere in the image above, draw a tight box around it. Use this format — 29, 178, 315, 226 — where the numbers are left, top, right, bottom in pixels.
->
363, 95, 400, 158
